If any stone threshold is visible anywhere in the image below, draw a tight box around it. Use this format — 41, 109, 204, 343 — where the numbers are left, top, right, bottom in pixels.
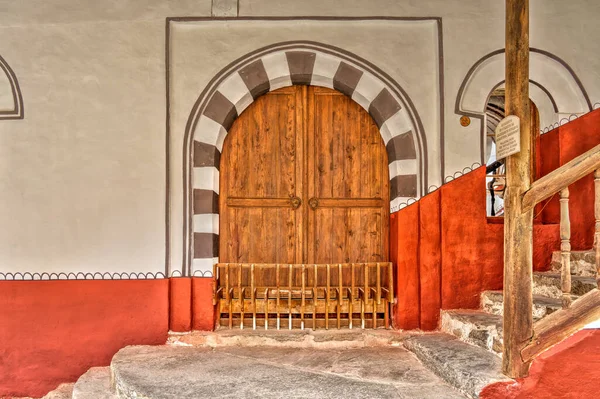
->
167, 328, 414, 349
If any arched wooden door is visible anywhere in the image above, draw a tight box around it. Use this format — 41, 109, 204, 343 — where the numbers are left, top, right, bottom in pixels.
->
219, 86, 389, 264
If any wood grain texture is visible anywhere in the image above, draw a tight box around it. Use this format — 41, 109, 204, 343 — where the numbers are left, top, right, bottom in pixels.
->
220, 86, 389, 266
503, 0, 534, 378
522, 144, 600, 213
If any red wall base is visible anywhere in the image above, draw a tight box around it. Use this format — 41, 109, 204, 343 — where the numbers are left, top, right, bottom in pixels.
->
0, 280, 169, 398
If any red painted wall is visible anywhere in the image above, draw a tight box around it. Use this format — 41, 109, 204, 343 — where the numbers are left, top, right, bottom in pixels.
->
169, 277, 192, 332
0, 280, 169, 398
192, 277, 216, 331
481, 329, 600, 399
540, 109, 600, 249
392, 166, 560, 330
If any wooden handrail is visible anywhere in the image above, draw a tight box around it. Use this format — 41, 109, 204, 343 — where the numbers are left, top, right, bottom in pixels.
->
522, 144, 600, 213
521, 289, 600, 362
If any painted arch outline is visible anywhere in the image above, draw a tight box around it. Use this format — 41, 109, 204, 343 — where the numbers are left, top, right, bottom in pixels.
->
455, 48, 591, 165
0, 54, 24, 120
182, 41, 428, 274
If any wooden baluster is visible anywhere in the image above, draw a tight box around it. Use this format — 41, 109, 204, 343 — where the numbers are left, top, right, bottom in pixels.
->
288, 264, 293, 330
560, 188, 572, 309
364, 263, 369, 328
212, 263, 218, 306
347, 287, 353, 330
350, 263, 355, 329
225, 264, 230, 301
301, 264, 306, 330
371, 288, 377, 329
326, 264, 330, 330
337, 263, 342, 329
376, 262, 381, 305
264, 288, 269, 330
595, 170, 600, 288
276, 264, 280, 330
384, 297, 389, 329
238, 264, 244, 330
313, 265, 318, 330
251, 264, 256, 329
226, 264, 231, 329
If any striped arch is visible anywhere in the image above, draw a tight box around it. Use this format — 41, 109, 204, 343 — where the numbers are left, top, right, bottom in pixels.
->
183, 42, 427, 274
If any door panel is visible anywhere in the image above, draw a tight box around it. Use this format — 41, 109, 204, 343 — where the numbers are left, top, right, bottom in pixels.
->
220, 85, 389, 265
307, 87, 389, 264
220, 87, 304, 264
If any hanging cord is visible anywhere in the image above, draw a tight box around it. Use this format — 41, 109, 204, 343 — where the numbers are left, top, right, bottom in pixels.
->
533, 193, 556, 220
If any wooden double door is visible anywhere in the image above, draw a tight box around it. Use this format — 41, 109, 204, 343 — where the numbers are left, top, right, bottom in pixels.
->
220, 86, 389, 265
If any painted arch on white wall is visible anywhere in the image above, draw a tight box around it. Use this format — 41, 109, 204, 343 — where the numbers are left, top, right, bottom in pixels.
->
455, 48, 591, 164
0, 54, 24, 120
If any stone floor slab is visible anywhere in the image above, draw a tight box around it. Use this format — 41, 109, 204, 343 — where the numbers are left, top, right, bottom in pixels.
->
111, 345, 467, 399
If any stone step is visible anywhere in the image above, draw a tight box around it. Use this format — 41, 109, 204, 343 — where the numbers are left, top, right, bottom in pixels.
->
481, 290, 562, 321
533, 272, 597, 299
168, 328, 409, 349
403, 333, 511, 399
440, 310, 503, 355
41, 383, 74, 399
72, 367, 117, 399
111, 344, 467, 399
551, 250, 596, 277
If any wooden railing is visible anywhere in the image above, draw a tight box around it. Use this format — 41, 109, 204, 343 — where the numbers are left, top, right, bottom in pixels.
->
507, 144, 600, 371
212, 262, 394, 330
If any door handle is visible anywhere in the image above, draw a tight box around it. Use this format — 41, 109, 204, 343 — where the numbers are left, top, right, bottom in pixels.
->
308, 197, 319, 210
290, 196, 302, 209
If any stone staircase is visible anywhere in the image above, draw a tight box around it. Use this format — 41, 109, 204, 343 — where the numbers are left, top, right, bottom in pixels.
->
439, 250, 596, 356
404, 250, 597, 398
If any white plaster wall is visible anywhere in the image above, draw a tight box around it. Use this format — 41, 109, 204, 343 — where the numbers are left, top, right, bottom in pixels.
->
0, 0, 599, 275
0, 1, 212, 274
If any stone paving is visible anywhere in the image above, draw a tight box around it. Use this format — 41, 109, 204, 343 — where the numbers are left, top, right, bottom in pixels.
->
108, 345, 468, 399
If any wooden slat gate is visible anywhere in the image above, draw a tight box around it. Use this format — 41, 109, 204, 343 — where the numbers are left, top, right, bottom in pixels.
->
213, 262, 394, 330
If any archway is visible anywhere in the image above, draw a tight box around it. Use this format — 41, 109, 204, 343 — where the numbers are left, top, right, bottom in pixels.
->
183, 42, 426, 275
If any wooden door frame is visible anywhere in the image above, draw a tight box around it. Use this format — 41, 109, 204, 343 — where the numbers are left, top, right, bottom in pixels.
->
218, 85, 390, 265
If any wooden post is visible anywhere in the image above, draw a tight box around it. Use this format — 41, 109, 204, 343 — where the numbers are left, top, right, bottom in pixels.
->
559, 188, 572, 308
503, 0, 533, 378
